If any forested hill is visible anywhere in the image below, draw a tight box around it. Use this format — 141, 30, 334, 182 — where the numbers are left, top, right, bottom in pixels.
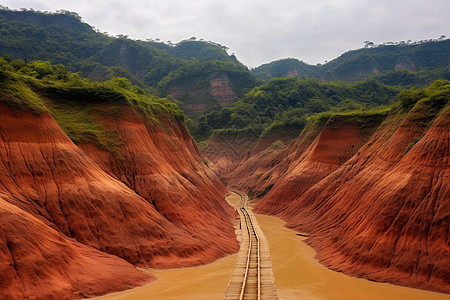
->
252, 39, 450, 85
146, 39, 241, 64
188, 77, 399, 141
0, 9, 260, 115
2, 8, 449, 119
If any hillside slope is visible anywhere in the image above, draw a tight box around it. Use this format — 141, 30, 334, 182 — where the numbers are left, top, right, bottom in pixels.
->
200, 77, 397, 183
246, 81, 450, 293
229, 110, 386, 203
253, 111, 387, 214
0, 59, 238, 299
0, 191, 150, 300
252, 40, 450, 85
0, 9, 259, 115
78, 106, 237, 250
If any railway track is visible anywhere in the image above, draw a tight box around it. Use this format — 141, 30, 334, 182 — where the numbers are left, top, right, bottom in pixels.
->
239, 195, 261, 299
224, 191, 277, 300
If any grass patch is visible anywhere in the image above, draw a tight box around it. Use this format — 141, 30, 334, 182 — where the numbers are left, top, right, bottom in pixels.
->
0, 56, 186, 157
270, 140, 286, 150
0, 70, 46, 113
47, 101, 124, 159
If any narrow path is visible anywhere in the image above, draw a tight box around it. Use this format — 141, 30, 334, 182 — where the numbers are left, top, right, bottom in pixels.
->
224, 191, 278, 300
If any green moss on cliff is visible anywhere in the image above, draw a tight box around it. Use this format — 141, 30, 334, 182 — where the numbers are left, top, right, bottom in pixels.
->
0, 56, 186, 156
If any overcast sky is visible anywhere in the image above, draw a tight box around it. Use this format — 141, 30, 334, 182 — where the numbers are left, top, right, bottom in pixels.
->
2, 0, 449, 67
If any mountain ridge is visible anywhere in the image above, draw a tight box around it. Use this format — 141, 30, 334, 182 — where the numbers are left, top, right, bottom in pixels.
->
252, 40, 450, 84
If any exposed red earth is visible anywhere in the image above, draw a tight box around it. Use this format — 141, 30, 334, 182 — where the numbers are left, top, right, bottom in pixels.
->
278, 105, 450, 293
253, 113, 385, 214
201, 130, 260, 184
202, 125, 302, 186
0, 193, 150, 300
1, 70, 449, 299
167, 73, 236, 115
79, 106, 238, 259
231, 97, 449, 293
0, 104, 238, 299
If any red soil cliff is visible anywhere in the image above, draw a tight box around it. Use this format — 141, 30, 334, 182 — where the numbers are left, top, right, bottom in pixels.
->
79, 106, 238, 258
226, 82, 449, 293
274, 104, 450, 293
0, 193, 150, 300
167, 73, 236, 115
202, 130, 260, 184
244, 94, 449, 293
0, 104, 238, 299
254, 113, 385, 214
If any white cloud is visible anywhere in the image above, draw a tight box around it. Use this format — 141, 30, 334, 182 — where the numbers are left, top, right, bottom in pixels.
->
2, 0, 450, 67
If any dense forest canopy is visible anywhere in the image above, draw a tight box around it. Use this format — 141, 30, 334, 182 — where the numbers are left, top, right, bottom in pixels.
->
188, 77, 399, 141
0, 9, 254, 95
1, 8, 449, 144
252, 39, 450, 85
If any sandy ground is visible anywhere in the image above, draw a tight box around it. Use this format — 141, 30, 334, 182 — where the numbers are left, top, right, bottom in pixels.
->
92, 194, 450, 300
258, 214, 450, 300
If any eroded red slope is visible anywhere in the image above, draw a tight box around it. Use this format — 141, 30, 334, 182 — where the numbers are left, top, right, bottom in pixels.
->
0, 105, 223, 267
0, 193, 150, 300
201, 130, 260, 184
229, 140, 291, 199
0, 104, 238, 298
276, 105, 450, 293
252, 113, 384, 214
79, 107, 238, 256
228, 125, 304, 197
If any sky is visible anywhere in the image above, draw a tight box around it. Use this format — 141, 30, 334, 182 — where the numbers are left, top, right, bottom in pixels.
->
2, 0, 450, 67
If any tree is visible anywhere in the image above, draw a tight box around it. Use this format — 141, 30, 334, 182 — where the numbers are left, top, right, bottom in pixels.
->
363, 41, 375, 48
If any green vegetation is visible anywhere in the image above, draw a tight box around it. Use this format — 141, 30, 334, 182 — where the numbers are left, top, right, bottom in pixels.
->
148, 39, 239, 63
396, 79, 450, 114
157, 59, 260, 97
188, 77, 399, 141
0, 9, 259, 116
1, 8, 449, 149
251, 40, 450, 85
270, 140, 286, 150
0, 55, 185, 157
251, 58, 319, 81
369, 67, 450, 87
0, 9, 200, 90
385, 80, 450, 154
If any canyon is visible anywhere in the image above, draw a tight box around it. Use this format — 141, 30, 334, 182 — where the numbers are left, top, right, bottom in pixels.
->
0, 11, 449, 298
210, 81, 450, 294
1, 66, 449, 299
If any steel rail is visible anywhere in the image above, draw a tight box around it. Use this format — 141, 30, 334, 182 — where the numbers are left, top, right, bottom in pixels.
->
238, 192, 261, 300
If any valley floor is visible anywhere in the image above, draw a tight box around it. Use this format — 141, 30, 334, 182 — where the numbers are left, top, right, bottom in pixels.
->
92, 193, 450, 300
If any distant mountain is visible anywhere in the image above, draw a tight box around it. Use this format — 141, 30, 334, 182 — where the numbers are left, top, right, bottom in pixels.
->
252, 40, 450, 85
2, 8, 448, 118
0, 9, 260, 115
252, 58, 320, 80
146, 39, 240, 63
